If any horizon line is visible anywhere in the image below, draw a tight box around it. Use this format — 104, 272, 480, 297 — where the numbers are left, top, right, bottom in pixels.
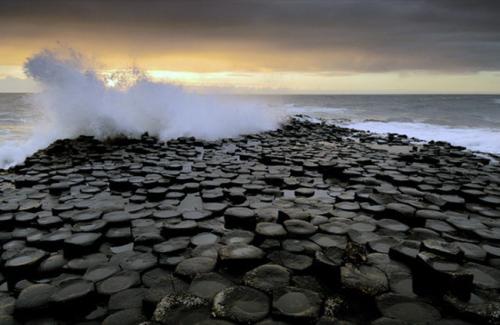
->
1, 91, 499, 96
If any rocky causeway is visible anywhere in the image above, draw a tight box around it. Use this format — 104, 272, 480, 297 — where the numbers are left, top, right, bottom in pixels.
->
0, 118, 499, 324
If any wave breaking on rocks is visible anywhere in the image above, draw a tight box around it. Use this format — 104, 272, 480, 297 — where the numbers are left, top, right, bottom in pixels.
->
0, 48, 283, 169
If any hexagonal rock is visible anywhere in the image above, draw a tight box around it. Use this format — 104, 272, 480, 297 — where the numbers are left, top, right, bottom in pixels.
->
96, 271, 141, 295
376, 293, 441, 324
389, 240, 421, 266
4, 248, 47, 279
272, 286, 322, 321
191, 232, 219, 246
462, 262, 500, 290
224, 207, 256, 231
188, 272, 233, 300
222, 230, 255, 245
443, 293, 500, 325
414, 251, 473, 300
255, 222, 287, 239
377, 219, 409, 232
385, 203, 418, 226
283, 219, 318, 237
243, 264, 291, 293
109, 177, 132, 192
15, 283, 57, 315
152, 293, 208, 324
420, 239, 463, 261
63, 232, 102, 257
219, 243, 265, 271
50, 279, 96, 315
341, 264, 389, 296
102, 308, 147, 325
319, 221, 349, 235
456, 242, 487, 262
84, 264, 120, 282
162, 220, 199, 237
175, 257, 217, 279
267, 250, 313, 272
118, 252, 158, 272
313, 247, 343, 287
153, 237, 190, 254
213, 286, 270, 323
108, 288, 145, 310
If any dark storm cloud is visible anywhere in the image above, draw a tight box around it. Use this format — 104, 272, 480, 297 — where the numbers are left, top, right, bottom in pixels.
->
1, 0, 500, 72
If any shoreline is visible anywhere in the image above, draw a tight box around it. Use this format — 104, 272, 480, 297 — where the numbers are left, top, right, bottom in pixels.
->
0, 119, 499, 324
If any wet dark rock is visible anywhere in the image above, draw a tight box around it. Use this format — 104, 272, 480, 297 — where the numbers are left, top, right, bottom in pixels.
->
283, 219, 317, 237
421, 239, 463, 260
141, 268, 187, 290
295, 188, 314, 197
224, 207, 256, 231
102, 308, 147, 325
425, 219, 455, 233
272, 286, 322, 321
50, 279, 95, 315
447, 216, 486, 233
65, 252, 108, 272
461, 262, 500, 290
96, 271, 140, 295
15, 284, 57, 315
474, 228, 500, 242
116, 252, 157, 272
368, 237, 401, 254
311, 233, 347, 249
319, 221, 349, 235
313, 248, 342, 287
219, 243, 265, 271
191, 232, 219, 246
377, 219, 409, 232
415, 251, 473, 299
162, 220, 199, 237
37, 254, 67, 276
1, 119, 500, 324
84, 264, 120, 282
71, 210, 102, 223
175, 257, 217, 279
4, 248, 47, 279
389, 240, 421, 266
212, 286, 270, 323
108, 288, 145, 310
385, 203, 418, 226
341, 264, 388, 296
183, 210, 213, 221
256, 222, 287, 238
456, 242, 487, 262
154, 237, 190, 254
243, 264, 290, 293
267, 250, 313, 272
188, 272, 233, 300
152, 293, 208, 324
63, 232, 102, 257
147, 187, 168, 202
376, 293, 441, 324
443, 293, 500, 325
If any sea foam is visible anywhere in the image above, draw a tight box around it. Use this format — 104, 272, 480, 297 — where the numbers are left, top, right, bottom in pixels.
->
0, 49, 284, 169
347, 121, 500, 154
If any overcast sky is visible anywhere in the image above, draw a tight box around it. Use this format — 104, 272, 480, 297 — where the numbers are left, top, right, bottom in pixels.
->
1, 0, 500, 93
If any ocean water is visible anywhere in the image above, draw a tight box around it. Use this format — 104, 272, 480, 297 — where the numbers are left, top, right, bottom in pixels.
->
273, 94, 500, 154
1, 93, 500, 169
